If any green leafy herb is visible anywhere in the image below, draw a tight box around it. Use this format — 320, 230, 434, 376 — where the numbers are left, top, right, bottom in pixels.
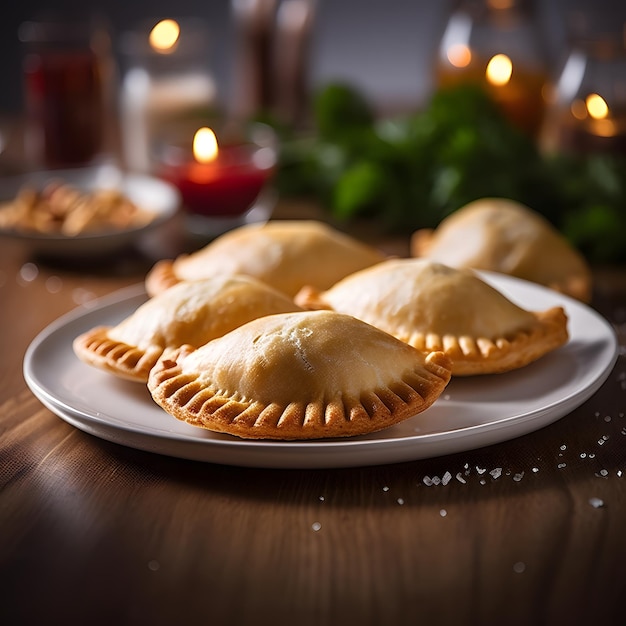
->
273, 82, 626, 263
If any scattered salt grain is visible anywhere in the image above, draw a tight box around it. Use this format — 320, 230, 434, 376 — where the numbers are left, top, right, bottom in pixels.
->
490, 468, 502, 479
311, 522, 322, 531
397, 498, 405, 505
442, 471, 452, 485
319, 496, 325, 502
476, 466, 487, 475
589, 497, 605, 509
455, 473, 466, 484
382, 486, 390, 492
72, 288, 96, 305
513, 472, 524, 482
45, 276, 63, 293
557, 463, 567, 469
440, 509, 447, 517
18, 262, 38, 283
596, 469, 609, 478
531, 467, 539, 473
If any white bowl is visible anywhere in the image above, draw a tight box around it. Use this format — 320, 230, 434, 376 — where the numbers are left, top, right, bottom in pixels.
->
0, 164, 181, 257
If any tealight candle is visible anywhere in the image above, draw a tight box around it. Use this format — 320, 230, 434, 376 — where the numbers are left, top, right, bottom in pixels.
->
159, 124, 277, 218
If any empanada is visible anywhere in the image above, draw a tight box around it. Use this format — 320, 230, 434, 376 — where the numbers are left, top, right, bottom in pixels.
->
295, 258, 569, 376
411, 198, 592, 302
145, 220, 386, 297
73, 275, 302, 382
147, 310, 452, 440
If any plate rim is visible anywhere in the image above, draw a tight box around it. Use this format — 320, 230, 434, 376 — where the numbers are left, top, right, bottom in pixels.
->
22, 273, 620, 468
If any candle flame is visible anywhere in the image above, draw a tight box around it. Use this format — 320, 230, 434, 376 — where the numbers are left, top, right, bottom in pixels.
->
149, 19, 181, 53
586, 93, 609, 120
193, 127, 219, 163
447, 44, 472, 68
486, 54, 513, 86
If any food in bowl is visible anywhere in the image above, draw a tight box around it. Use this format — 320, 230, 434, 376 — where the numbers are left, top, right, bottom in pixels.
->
0, 179, 156, 236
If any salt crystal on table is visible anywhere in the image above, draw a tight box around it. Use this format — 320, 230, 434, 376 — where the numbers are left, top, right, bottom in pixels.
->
589, 497, 605, 508
45, 276, 63, 293
18, 262, 38, 283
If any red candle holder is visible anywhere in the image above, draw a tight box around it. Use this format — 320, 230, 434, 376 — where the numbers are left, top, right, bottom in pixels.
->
157, 121, 278, 236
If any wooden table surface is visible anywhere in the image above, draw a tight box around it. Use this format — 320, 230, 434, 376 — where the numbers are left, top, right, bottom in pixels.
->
1, 209, 625, 626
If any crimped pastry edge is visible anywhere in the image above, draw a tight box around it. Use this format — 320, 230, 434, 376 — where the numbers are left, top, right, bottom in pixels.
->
147, 348, 452, 440
72, 326, 162, 383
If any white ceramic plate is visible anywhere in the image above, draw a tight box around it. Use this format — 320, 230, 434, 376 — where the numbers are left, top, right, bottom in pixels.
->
23, 274, 618, 468
0, 164, 180, 256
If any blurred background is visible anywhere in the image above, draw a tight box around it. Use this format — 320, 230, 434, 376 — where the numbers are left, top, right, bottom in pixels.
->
0, 0, 596, 115
0, 0, 625, 263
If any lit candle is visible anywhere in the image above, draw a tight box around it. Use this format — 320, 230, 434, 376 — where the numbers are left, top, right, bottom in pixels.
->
119, 19, 217, 173
548, 93, 626, 156
159, 125, 277, 217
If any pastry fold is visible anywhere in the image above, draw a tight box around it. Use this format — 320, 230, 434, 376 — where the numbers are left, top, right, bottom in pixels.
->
296, 258, 569, 376
147, 310, 452, 440
73, 275, 302, 382
145, 220, 386, 297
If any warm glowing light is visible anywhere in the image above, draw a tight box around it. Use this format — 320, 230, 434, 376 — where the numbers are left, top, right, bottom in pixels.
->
592, 119, 617, 137
486, 54, 513, 86
149, 19, 181, 53
571, 99, 588, 120
586, 93, 609, 119
447, 44, 472, 68
193, 127, 219, 163
488, 0, 514, 8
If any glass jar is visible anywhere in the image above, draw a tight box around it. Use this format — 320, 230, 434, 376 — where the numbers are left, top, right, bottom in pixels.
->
434, 0, 550, 136
20, 17, 114, 168
541, 17, 626, 156
119, 18, 218, 173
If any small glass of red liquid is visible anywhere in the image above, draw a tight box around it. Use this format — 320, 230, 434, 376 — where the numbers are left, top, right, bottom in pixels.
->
157, 120, 278, 237
19, 18, 112, 168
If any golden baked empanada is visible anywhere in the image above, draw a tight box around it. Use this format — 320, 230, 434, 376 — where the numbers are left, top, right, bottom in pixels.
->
296, 258, 569, 376
73, 275, 302, 382
145, 220, 386, 297
411, 198, 592, 302
147, 310, 452, 440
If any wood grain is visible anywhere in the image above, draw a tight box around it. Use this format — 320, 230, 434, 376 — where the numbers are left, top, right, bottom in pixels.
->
1, 224, 625, 626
